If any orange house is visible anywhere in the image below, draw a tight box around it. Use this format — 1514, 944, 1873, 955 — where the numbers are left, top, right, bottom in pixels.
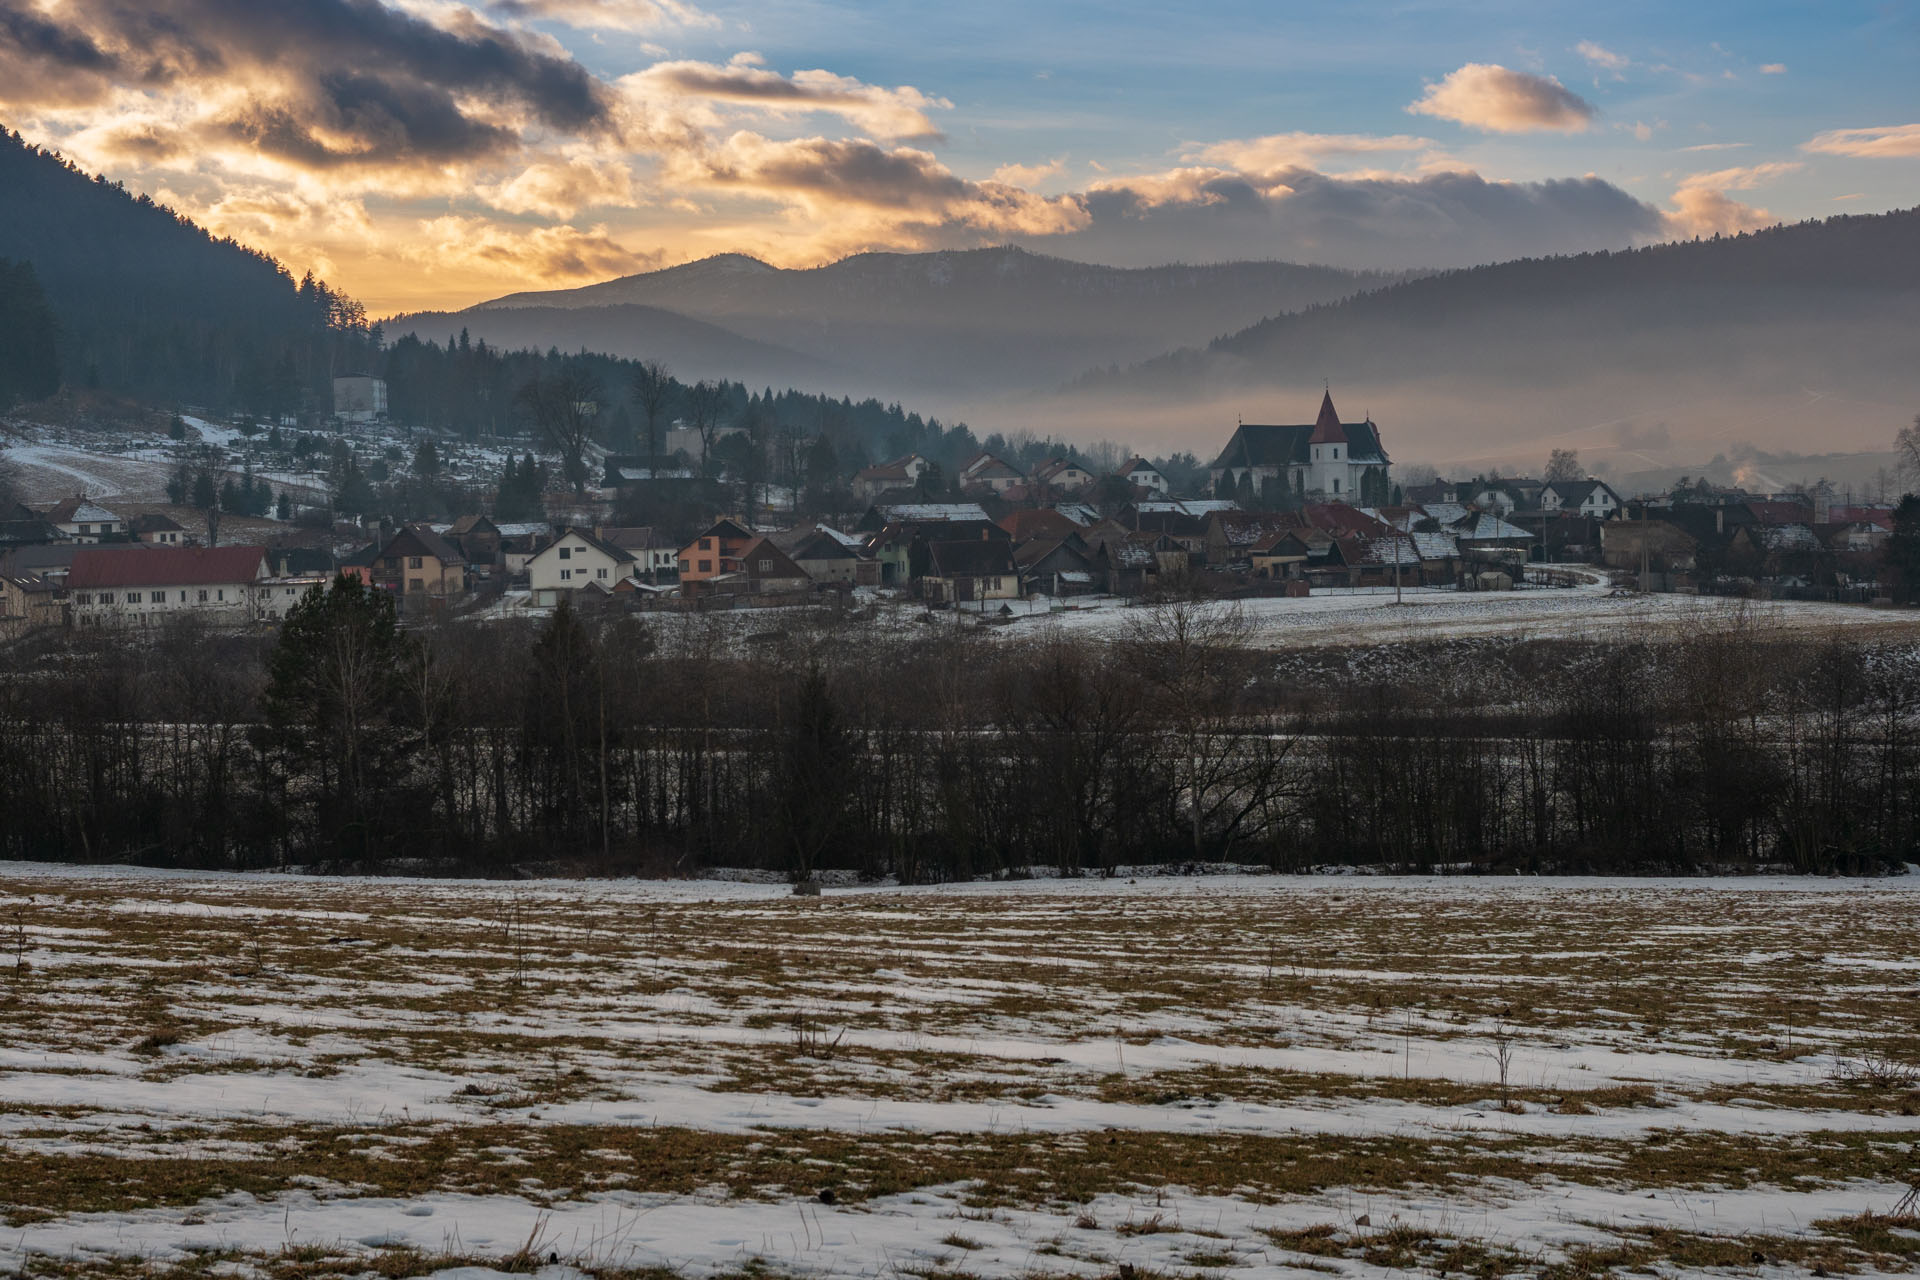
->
676, 518, 756, 584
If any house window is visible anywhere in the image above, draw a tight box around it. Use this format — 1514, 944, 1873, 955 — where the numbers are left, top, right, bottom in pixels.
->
410, 556, 423, 569
178, 591, 186, 602
596, 567, 607, 579
409, 578, 424, 593
75, 593, 90, 605
679, 559, 691, 573
558, 547, 570, 560
198, 590, 208, 603
758, 559, 772, 573
560, 569, 571, 581
700, 538, 712, 550
217, 590, 225, 601
79, 525, 90, 535
699, 559, 712, 573
100, 593, 114, 604
1332, 477, 1341, 494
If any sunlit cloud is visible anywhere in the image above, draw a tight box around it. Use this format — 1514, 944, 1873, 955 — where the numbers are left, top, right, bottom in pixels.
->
1576, 41, 1630, 76
1187, 131, 1434, 174
626, 57, 952, 140
483, 0, 719, 32
1408, 63, 1595, 133
1803, 123, 1920, 158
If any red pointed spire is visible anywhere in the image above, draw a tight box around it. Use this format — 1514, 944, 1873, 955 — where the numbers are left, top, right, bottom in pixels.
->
1309, 388, 1347, 444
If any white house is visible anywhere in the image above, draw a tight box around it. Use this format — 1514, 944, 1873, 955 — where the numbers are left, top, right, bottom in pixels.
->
527, 527, 642, 605
1032, 458, 1095, 492
44, 496, 125, 542
332, 375, 388, 424
65, 544, 269, 628
958, 452, 1026, 494
1540, 479, 1623, 519
1117, 457, 1170, 495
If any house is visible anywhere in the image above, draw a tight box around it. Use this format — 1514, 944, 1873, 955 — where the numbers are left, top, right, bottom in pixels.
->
1205, 511, 1300, 567
332, 374, 388, 424
0, 573, 65, 633
601, 454, 696, 486
128, 512, 187, 546
372, 525, 468, 598
1208, 390, 1391, 505
958, 452, 1026, 495
872, 519, 1011, 585
677, 518, 757, 584
43, 496, 126, 542
528, 528, 641, 605
253, 576, 331, 621
1014, 537, 1098, 594
999, 508, 1084, 543
784, 527, 878, 586
598, 526, 680, 580
1116, 457, 1170, 495
1540, 479, 1623, 520
65, 544, 269, 628
443, 515, 503, 565
921, 537, 1021, 606
267, 547, 336, 578
1601, 519, 1700, 573
853, 454, 930, 501
1031, 457, 1095, 492
855, 502, 991, 533
1248, 529, 1313, 580
735, 537, 813, 593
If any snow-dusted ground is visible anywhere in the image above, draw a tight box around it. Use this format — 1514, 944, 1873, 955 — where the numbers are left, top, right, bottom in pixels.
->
1, 864, 1917, 1277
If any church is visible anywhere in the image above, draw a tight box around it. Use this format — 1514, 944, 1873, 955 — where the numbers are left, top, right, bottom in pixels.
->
1208, 390, 1392, 506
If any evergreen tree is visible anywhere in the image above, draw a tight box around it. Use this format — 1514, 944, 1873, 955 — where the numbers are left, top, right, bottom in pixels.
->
0, 257, 59, 409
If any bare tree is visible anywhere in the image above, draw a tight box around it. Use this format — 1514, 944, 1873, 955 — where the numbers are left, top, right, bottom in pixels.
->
685, 380, 727, 469
1545, 448, 1582, 482
1896, 415, 1920, 494
517, 363, 601, 494
629, 360, 673, 459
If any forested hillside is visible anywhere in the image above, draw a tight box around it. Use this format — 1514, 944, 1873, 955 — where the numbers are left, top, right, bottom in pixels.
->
0, 127, 374, 414
1093, 208, 1920, 393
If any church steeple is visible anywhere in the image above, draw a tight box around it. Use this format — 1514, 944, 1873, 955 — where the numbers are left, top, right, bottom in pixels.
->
1309, 388, 1347, 444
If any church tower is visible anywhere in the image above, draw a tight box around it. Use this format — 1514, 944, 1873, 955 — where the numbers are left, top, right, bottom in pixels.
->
1306, 389, 1350, 496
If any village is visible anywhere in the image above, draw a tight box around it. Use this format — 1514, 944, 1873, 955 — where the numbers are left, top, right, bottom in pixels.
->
1, 389, 1904, 638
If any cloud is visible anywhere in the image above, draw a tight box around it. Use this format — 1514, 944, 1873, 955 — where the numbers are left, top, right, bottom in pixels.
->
1680, 141, 1749, 152
0, 0, 617, 172
1188, 131, 1434, 175
1759, 63, 1787, 74
1025, 166, 1664, 271
417, 215, 658, 280
1409, 63, 1595, 134
477, 156, 636, 217
1678, 161, 1801, 191
1665, 185, 1774, 236
628, 58, 951, 140
1576, 41, 1630, 75
1803, 123, 1920, 158
991, 158, 1065, 187
483, 0, 718, 32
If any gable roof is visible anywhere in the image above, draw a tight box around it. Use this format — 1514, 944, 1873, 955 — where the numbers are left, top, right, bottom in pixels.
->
736, 536, 809, 579
1117, 457, 1161, 477
999, 508, 1082, 542
540, 526, 636, 564
68, 544, 267, 590
691, 517, 756, 544
381, 524, 467, 566
128, 512, 186, 534
45, 497, 121, 525
926, 538, 1019, 578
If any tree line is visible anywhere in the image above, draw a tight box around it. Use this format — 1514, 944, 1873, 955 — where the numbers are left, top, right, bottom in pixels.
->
0, 587, 1914, 878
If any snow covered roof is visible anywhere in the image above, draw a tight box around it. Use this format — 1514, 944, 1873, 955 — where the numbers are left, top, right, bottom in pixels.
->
1411, 531, 1459, 561
1418, 502, 1468, 527
1053, 503, 1101, 526
1449, 512, 1535, 541
1137, 499, 1237, 517
877, 502, 990, 523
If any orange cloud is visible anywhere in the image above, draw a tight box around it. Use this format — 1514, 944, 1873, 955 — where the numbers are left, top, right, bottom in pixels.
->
627, 58, 952, 140
1408, 63, 1595, 133
1803, 123, 1920, 158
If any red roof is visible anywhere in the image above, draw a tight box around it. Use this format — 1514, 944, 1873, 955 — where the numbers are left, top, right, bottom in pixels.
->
67, 545, 268, 590
1308, 390, 1347, 445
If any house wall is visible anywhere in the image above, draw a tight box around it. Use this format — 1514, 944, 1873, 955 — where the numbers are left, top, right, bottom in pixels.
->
529, 537, 635, 594
70, 582, 256, 627
377, 553, 464, 596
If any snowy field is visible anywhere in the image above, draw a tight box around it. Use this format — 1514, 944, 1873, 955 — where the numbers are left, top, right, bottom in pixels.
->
2, 865, 1918, 1278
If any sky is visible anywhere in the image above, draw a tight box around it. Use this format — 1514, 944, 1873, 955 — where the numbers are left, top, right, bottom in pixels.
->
1, 0, 1915, 315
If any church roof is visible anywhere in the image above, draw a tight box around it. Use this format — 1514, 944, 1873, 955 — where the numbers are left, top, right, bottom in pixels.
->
1211, 402, 1389, 471
1309, 390, 1347, 445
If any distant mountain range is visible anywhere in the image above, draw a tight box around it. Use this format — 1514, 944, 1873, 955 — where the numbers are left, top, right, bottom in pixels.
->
387, 249, 1406, 398
1049, 208, 1920, 469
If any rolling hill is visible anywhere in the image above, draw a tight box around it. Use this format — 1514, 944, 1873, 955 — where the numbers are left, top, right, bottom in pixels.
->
393, 248, 1406, 399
